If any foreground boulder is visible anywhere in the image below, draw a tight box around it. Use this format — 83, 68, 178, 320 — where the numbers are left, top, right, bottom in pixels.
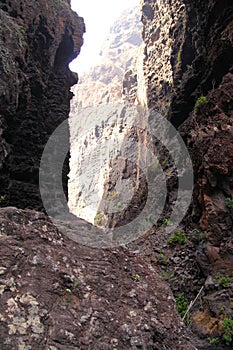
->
0, 207, 196, 349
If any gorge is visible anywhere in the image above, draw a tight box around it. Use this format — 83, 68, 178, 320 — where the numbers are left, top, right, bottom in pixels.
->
0, 0, 232, 349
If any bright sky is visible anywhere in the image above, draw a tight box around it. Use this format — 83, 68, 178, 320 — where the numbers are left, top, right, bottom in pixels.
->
70, 0, 140, 73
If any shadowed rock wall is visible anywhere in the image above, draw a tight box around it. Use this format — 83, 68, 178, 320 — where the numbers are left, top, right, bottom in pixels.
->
0, 0, 85, 210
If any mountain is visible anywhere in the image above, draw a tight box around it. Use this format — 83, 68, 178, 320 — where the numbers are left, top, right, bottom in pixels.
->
70, 6, 142, 111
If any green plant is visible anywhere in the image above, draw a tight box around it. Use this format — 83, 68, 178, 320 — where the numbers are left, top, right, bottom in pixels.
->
107, 191, 119, 201
94, 212, 103, 226
176, 50, 181, 65
157, 253, 168, 265
194, 96, 207, 112
116, 201, 122, 209
167, 231, 188, 245
222, 318, 233, 345
208, 337, 219, 344
220, 306, 225, 314
225, 197, 233, 208
0, 195, 5, 202
19, 28, 26, 34
176, 292, 188, 318
214, 274, 233, 288
219, 276, 233, 287
163, 218, 171, 226
134, 274, 140, 281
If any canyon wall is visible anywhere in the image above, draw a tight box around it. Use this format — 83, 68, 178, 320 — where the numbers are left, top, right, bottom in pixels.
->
141, 0, 233, 343
0, 0, 85, 210
69, 7, 144, 223
70, 0, 233, 346
0, 3, 199, 348
0, 0, 232, 348
70, 6, 142, 111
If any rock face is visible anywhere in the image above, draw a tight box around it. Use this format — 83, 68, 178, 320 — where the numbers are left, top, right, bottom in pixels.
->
70, 0, 233, 347
0, 0, 233, 349
70, 6, 142, 111
69, 7, 144, 223
0, 207, 196, 350
140, 0, 233, 346
0, 0, 85, 210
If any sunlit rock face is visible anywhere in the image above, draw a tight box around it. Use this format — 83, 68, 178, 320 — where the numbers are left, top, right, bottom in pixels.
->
70, 6, 142, 112
69, 6, 144, 223
69, 103, 150, 225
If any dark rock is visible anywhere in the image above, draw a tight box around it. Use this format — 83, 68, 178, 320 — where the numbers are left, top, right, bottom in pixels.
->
0, 207, 196, 350
0, 0, 85, 210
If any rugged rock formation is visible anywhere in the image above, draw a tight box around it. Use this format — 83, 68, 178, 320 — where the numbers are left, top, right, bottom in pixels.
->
0, 0, 232, 348
0, 0, 85, 210
0, 207, 196, 350
70, 6, 142, 111
70, 0, 233, 347
140, 0, 233, 346
68, 7, 144, 223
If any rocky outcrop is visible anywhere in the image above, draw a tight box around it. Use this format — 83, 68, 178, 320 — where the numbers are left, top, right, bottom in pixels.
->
70, 6, 142, 111
140, 0, 233, 346
0, 207, 196, 350
0, 0, 85, 210
69, 7, 144, 223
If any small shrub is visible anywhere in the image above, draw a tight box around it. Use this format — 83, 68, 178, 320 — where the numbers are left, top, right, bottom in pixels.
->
157, 253, 168, 265
222, 318, 233, 345
218, 276, 233, 288
168, 231, 188, 245
163, 218, 171, 226
213, 274, 233, 288
94, 212, 103, 226
194, 96, 207, 112
225, 197, 233, 208
208, 337, 219, 344
134, 274, 140, 281
176, 292, 188, 318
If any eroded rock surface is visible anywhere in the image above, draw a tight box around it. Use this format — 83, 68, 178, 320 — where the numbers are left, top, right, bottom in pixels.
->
70, 6, 142, 111
0, 0, 85, 210
0, 207, 196, 350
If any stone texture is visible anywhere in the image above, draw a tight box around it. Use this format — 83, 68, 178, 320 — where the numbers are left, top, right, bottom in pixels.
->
0, 207, 196, 350
70, 6, 142, 111
0, 0, 85, 210
140, 0, 233, 346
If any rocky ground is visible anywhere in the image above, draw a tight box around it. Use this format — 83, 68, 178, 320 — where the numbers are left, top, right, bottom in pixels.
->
0, 207, 197, 350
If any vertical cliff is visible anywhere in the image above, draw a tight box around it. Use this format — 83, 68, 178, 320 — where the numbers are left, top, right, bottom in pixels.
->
0, 0, 85, 210
70, 6, 142, 111
141, 0, 233, 345
69, 7, 143, 223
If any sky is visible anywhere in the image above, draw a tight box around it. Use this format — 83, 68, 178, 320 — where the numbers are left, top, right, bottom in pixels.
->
70, 0, 140, 73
